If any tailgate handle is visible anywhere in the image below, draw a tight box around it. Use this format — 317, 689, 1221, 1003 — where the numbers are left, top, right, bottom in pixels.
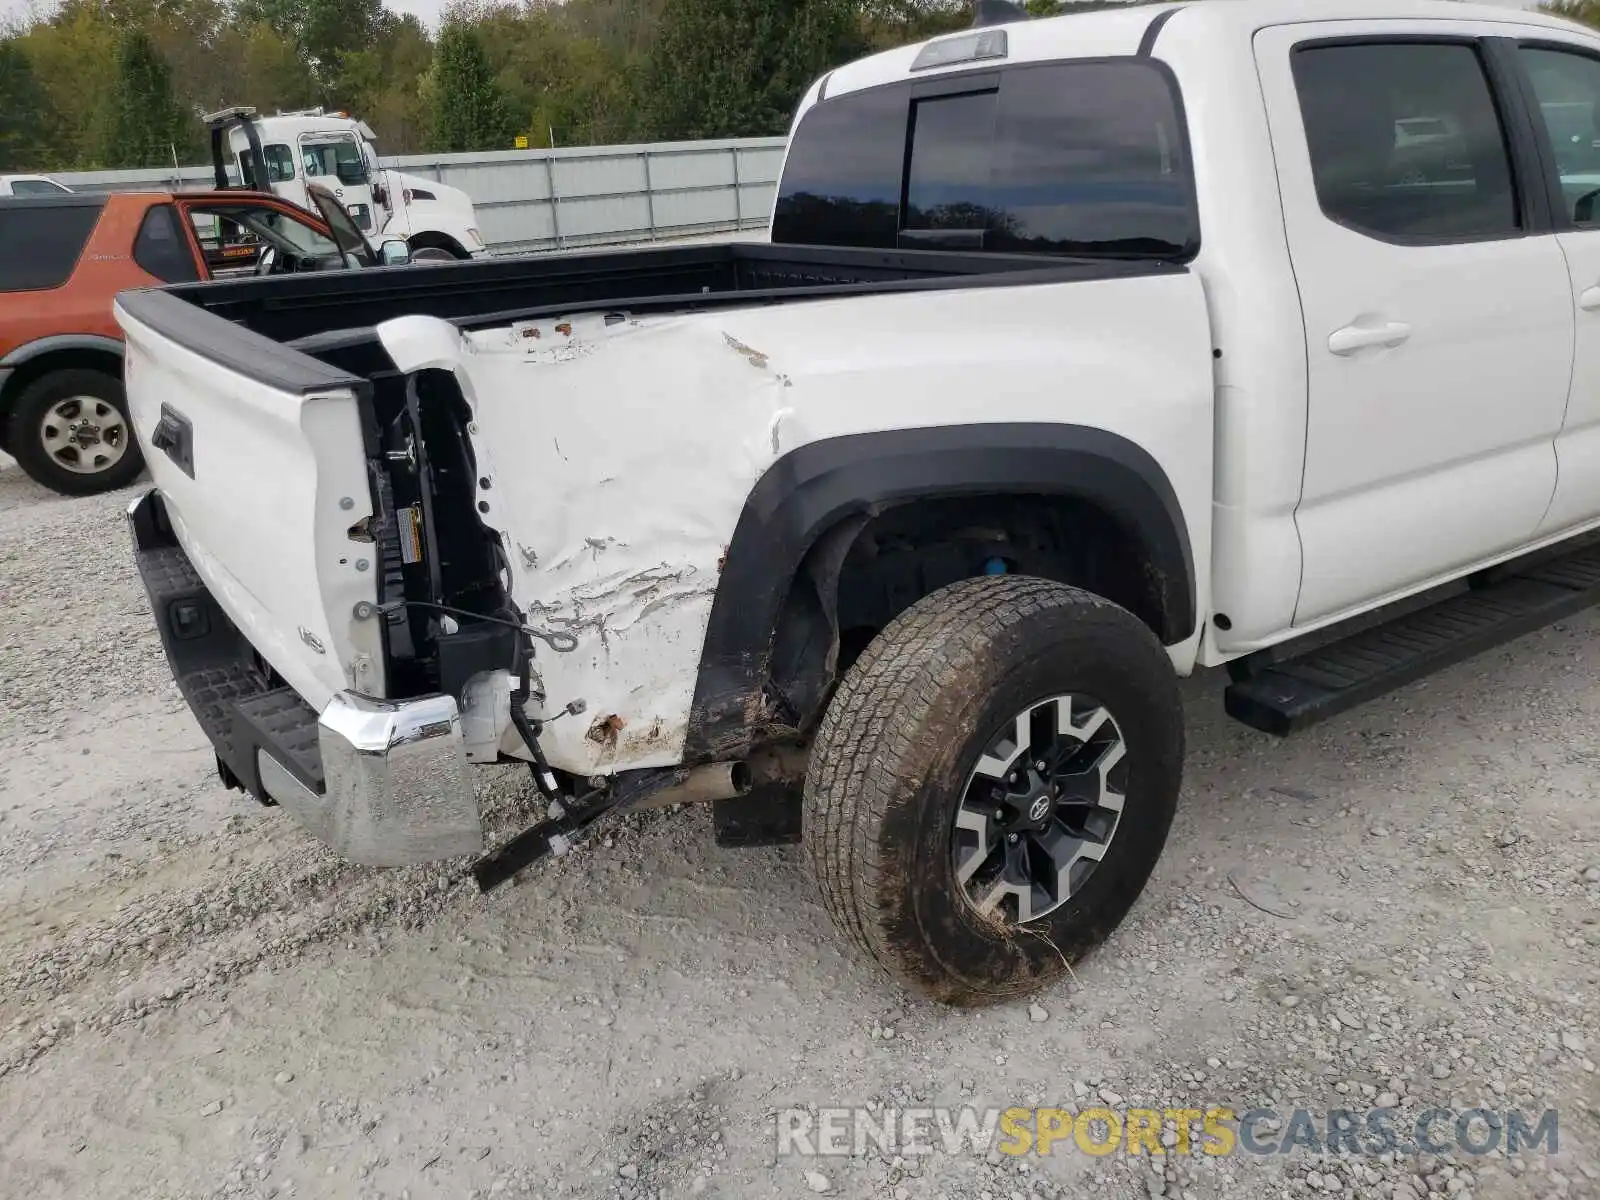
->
151, 404, 195, 479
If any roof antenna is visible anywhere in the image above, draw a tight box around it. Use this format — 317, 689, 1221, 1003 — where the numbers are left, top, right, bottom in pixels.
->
972, 0, 1029, 26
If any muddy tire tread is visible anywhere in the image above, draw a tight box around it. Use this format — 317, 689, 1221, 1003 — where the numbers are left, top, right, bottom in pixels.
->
804, 576, 1124, 985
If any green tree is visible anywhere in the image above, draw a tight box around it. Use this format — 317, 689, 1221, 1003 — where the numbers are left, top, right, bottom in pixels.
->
220, 19, 320, 114
860, 0, 964, 48
430, 20, 513, 152
468, 0, 648, 148
146, 0, 238, 116
645, 0, 866, 140
342, 13, 433, 151
1542, 1, 1600, 28
98, 27, 197, 168
232, 0, 382, 105
0, 39, 51, 170
303, 0, 382, 102
234, 0, 308, 43
13, 4, 120, 169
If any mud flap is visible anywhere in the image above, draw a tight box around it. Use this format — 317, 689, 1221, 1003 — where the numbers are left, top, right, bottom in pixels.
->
712, 782, 802, 848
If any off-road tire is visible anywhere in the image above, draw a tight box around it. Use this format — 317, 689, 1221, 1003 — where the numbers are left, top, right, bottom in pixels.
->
803, 576, 1184, 1006
6, 368, 144, 497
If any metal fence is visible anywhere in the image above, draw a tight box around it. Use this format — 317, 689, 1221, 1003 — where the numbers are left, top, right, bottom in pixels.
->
53, 136, 788, 254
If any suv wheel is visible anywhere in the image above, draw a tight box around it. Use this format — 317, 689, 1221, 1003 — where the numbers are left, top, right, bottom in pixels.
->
6, 369, 144, 496
803, 576, 1184, 1006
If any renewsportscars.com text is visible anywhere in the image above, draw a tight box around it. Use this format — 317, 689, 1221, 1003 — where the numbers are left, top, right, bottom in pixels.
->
774, 1105, 1560, 1160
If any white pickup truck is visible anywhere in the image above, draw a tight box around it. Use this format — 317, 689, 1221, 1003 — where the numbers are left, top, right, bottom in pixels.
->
116, 0, 1600, 1005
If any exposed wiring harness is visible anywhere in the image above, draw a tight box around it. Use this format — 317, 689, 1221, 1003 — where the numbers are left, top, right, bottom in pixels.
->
360, 598, 580, 654
506, 622, 586, 803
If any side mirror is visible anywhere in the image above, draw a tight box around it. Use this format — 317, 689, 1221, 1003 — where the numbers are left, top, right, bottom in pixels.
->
336, 160, 369, 186
379, 239, 411, 267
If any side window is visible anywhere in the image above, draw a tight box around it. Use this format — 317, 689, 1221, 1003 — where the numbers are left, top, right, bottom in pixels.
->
1520, 47, 1600, 224
11, 179, 70, 196
185, 208, 255, 278
237, 145, 296, 188
264, 208, 340, 258
133, 204, 199, 284
264, 144, 296, 183
188, 202, 341, 262
1292, 42, 1519, 241
301, 137, 363, 179
0, 201, 104, 291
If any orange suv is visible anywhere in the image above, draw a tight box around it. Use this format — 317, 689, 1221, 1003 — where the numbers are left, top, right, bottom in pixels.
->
0, 185, 404, 495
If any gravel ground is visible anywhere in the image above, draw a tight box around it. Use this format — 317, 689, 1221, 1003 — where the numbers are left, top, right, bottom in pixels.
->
0, 453, 1597, 1200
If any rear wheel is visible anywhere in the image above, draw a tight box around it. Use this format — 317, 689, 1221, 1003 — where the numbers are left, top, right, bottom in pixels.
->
6, 368, 144, 496
803, 576, 1184, 1006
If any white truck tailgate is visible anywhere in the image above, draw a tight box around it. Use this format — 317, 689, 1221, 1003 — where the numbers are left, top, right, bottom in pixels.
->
115, 288, 383, 709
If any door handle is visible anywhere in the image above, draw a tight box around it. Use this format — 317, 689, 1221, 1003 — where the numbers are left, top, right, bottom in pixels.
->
1328, 321, 1412, 355
1580, 285, 1600, 312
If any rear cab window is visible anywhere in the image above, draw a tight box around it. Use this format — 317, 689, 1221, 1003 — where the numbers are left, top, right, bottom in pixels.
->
236, 145, 296, 189
772, 57, 1198, 259
0, 196, 107, 292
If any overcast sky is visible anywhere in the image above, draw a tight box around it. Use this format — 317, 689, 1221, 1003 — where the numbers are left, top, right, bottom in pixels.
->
1, 0, 1549, 32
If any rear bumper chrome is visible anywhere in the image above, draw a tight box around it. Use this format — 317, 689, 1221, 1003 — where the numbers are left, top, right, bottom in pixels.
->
131, 488, 483, 868
295, 692, 482, 867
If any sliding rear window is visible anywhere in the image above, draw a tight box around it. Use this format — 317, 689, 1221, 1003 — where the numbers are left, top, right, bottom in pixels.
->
773, 59, 1198, 259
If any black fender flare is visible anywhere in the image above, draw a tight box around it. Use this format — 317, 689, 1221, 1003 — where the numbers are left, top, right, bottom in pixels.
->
406, 231, 469, 260
0, 333, 124, 371
0, 336, 125, 424
684, 422, 1197, 760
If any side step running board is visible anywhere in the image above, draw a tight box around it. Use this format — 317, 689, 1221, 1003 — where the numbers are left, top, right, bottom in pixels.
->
1225, 540, 1600, 735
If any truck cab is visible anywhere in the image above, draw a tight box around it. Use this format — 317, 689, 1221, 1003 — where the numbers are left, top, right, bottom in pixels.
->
204, 106, 489, 263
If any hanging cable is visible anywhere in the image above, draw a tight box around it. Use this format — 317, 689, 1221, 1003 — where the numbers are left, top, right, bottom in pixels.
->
400, 600, 579, 653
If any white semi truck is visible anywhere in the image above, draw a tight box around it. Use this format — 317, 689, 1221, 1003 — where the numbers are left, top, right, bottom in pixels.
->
203, 106, 490, 263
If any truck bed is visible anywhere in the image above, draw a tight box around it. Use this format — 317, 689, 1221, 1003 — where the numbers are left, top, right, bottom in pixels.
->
121, 239, 1183, 377
114, 231, 1211, 787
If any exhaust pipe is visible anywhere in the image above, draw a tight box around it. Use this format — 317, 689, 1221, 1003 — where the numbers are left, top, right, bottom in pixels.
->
630, 761, 753, 812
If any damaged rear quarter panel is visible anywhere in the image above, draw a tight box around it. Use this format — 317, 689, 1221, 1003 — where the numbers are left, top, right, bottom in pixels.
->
382, 309, 799, 776
374, 271, 1213, 776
